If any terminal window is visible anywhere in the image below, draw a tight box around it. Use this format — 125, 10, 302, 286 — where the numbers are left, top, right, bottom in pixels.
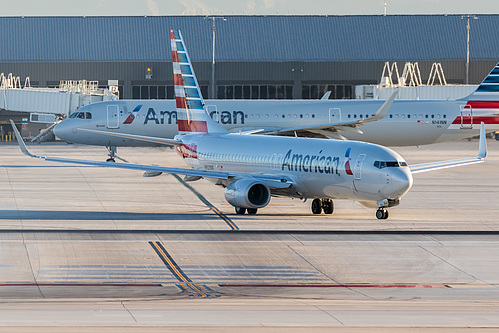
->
302, 84, 353, 99
217, 85, 293, 99
132, 85, 208, 99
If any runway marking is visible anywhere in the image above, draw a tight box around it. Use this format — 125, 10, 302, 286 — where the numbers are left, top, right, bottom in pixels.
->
0, 283, 162, 287
219, 284, 448, 288
172, 174, 239, 231
149, 241, 221, 298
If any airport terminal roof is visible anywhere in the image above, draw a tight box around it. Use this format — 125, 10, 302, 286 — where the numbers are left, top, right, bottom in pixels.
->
1, 15, 498, 63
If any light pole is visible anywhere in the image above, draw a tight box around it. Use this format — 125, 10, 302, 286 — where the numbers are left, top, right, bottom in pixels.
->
384, 0, 387, 16
206, 16, 226, 99
462, 15, 478, 84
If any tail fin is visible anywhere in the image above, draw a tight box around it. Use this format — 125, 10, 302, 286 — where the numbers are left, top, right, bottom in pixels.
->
465, 62, 499, 108
170, 29, 227, 135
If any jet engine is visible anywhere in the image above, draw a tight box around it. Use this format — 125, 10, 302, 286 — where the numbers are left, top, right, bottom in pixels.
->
224, 179, 271, 209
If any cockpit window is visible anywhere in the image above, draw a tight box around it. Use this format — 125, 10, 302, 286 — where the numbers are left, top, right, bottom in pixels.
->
69, 111, 91, 119
374, 161, 408, 169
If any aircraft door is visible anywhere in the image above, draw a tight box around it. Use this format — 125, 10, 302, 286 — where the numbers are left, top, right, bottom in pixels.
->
354, 154, 366, 180
107, 105, 120, 129
329, 108, 341, 123
207, 105, 219, 123
460, 104, 473, 129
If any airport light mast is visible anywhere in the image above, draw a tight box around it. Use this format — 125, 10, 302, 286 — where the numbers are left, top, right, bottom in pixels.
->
462, 15, 478, 84
206, 16, 226, 99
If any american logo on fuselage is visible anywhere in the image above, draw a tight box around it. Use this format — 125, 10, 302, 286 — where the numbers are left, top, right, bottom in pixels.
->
282, 149, 341, 175
141, 108, 246, 125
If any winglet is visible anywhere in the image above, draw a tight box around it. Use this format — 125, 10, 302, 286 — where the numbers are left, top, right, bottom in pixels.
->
9, 119, 43, 159
366, 90, 398, 122
321, 91, 331, 100
477, 121, 487, 159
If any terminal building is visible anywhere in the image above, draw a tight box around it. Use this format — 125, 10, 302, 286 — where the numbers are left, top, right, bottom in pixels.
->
0, 14, 498, 138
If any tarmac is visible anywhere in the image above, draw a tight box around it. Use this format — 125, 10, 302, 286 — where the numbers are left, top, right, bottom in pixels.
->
0, 139, 498, 331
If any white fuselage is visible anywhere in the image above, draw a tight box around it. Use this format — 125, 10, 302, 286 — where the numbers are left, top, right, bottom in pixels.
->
177, 132, 413, 204
53, 99, 499, 147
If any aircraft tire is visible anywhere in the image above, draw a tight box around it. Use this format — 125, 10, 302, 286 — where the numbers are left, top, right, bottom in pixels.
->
322, 199, 334, 214
376, 209, 385, 219
247, 208, 258, 215
235, 207, 246, 215
311, 199, 322, 214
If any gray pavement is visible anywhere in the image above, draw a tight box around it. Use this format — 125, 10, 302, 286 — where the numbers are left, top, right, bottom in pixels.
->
0, 140, 498, 330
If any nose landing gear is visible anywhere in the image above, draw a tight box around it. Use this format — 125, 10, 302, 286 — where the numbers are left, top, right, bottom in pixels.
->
376, 208, 389, 220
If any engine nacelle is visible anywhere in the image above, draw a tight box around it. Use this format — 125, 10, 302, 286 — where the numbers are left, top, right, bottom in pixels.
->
224, 179, 271, 209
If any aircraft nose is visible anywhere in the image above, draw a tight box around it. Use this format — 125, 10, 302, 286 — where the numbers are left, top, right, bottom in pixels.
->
53, 120, 73, 142
383, 168, 413, 199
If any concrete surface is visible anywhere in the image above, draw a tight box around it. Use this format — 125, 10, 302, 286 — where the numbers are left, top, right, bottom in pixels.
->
0, 140, 498, 331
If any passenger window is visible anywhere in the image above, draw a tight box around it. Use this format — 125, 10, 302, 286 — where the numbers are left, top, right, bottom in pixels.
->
407, 114, 411, 119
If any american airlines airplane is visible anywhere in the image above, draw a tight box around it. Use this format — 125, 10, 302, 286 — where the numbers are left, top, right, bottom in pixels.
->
12, 29, 487, 220
52, 62, 499, 161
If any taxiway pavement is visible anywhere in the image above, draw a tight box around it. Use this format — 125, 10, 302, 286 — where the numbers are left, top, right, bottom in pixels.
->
0, 140, 498, 331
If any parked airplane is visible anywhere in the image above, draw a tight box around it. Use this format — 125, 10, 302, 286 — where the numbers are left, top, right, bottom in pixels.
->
52, 61, 499, 161
12, 30, 487, 219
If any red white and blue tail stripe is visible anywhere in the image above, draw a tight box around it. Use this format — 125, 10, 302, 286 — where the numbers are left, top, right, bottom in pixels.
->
170, 29, 227, 135
465, 62, 499, 110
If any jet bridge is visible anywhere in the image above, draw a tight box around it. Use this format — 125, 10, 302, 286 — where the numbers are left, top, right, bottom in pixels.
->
0, 74, 118, 116
0, 74, 118, 142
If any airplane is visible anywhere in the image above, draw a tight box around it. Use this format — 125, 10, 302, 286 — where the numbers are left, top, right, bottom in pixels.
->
52, 61, 499, 161
11, 29, 488, 220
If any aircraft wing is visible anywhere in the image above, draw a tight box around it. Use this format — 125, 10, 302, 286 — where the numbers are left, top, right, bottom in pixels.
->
409, 122, 487, 174
76, 128, 183, 146
10, 120, 294, 189
267, 91, 398, 138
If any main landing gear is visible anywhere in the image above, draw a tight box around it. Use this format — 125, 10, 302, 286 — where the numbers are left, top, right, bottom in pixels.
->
106, 145, 117, 162
311, 198, 334, 215
106, 145, 129, 163
376, 208, 389, 220
235, 207, 258, 215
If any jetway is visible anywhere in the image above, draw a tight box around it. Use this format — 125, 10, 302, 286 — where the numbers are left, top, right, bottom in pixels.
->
0, 74, 118, 116
0, 74, 118, 142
